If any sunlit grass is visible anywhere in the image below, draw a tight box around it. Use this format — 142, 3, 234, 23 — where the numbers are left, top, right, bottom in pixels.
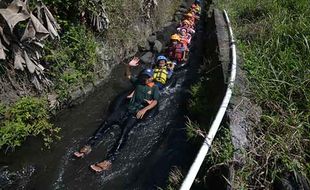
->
217, 0, 310, 188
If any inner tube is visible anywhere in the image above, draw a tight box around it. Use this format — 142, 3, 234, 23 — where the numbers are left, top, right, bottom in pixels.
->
174, 61, 189, 71
163, 74, 177, 90
108, 88, 133, 113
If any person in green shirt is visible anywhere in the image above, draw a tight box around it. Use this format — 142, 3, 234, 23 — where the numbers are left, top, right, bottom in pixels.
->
73, 58, 159, 172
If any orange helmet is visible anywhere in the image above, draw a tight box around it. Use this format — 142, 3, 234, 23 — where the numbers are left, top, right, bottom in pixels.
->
182, 19, 191, 26
171, 34, 181, 41
185, 12, 193, 17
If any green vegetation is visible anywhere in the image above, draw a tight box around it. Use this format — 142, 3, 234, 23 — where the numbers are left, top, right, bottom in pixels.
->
44, 25, 98, 101
189, 79, 209, 118
165, 167, 184, 190
1, 0, 182, 150
0, 97, 60, 150
205, 126, 233, 165
216, 0, 310, 188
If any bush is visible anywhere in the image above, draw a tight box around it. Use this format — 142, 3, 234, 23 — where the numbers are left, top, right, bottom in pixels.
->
0, 97, 60, 150
44, 25, 98, 101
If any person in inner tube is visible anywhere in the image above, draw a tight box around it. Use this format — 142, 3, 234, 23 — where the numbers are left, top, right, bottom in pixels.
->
73, 61, 159, 172
126, 56, 174, 92
151, 55, 175, 90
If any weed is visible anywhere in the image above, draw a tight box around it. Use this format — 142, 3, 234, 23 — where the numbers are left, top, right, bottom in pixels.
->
44, 25, 98, 101
166, 166, 184, 190
216, 0, 310, 188
0, 97, 60, 150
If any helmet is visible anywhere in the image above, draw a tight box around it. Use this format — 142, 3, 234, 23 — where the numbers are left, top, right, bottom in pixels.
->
141, 69, 153, 77
182, 20, 191, 25
185, 13, 193, 17
195, 0, 200, 4
156, 55, 167, 63
171, 34, 181, 41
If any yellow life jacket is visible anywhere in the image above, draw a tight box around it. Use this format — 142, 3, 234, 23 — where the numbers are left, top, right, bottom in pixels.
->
153, 66, 168, 84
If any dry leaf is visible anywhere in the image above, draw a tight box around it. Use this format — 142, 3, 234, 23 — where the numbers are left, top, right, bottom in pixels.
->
0, 0, 30, 32
30, 13, 49, 40
24, 51, 36, 73
42, 5, 60, 30
21, 20, 36, 41
45, 13, 59, 39
0, 26, 10, 45
13, 46, 25, 70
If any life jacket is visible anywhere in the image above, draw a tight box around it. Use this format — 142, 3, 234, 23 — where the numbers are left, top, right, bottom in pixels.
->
153, 66, 168, 84
177, 27, 195, 35
180, 33, 192, 47
169, 43, 185, 62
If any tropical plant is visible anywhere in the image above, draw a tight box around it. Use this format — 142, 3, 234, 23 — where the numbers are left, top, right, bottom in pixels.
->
79, 0, 110, 32
0, 0, 60, 90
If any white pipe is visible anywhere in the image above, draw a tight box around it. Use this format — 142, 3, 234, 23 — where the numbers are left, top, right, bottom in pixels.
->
179, 10, 237, 190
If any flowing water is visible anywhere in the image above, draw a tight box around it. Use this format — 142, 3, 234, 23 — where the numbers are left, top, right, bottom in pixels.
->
0, 4, 226, 189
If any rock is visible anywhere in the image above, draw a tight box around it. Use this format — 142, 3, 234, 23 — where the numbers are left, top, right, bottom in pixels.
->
47, 93, 59, 109
179, 7, 188, 13
147, 35, 157, 44
175, 11, 182, 15
174, 15, 182, 22
70, 88, 83, 102
153, 40, 163, 53
274, 172, 310, 190
180, 2, 187, 9
140, 52, 154, 64
138, 40, 151, 51
82, 83, 94, 95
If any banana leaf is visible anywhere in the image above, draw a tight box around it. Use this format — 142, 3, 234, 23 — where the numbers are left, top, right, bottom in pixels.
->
45, 13, 59, 39
30, 13, 49, 40
0, 26, 10, 45
0, 40, 6, 59
24, 50, 36, 73
0, 0, 30, 32
13, 46, 25, 70
42, 5, 60, 30
20, 19, 36, 41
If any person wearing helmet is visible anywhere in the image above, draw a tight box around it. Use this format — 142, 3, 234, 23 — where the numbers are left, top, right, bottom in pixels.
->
177, 26, 195, 35
184, 12, 198, 25
74, 58, 159, 172
181, 19, 194, 29
171, 33, 181, 42
152, 55, 174, 89
179, 28, 192, 46
167, 34, 187, 64
191, 3, 201, 15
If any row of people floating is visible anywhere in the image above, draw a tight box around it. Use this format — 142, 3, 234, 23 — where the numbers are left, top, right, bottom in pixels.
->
73, 0, 202, 172
128, 0, 201, 90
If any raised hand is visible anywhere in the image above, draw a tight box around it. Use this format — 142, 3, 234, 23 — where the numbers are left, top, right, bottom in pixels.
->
128, 57, 140, 66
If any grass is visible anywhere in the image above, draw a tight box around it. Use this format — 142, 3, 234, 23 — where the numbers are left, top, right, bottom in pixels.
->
216, 0, 310, 188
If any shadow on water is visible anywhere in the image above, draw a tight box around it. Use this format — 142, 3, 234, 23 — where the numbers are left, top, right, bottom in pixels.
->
0, 4, 226, 190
